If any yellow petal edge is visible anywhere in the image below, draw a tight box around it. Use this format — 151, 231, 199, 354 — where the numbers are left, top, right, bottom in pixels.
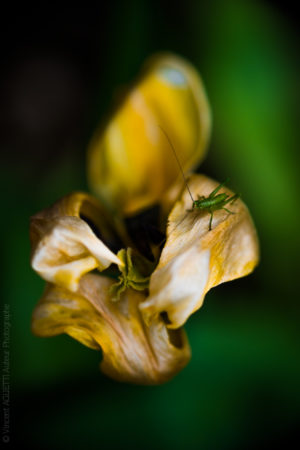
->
32, 274, 191, 385
140, 174, 260, 328
30, 192, 123, 292
88, 53, 211, 215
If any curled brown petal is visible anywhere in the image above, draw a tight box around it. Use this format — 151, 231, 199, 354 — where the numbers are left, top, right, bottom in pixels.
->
30, 192, 123, 292
32, 274, 191, 385
140, 174, 260, 329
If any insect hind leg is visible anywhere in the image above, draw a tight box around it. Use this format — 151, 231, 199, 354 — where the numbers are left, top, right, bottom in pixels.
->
208, 212, 214, 231
208, 178, 230, 198
222, 207, 235, 214
229, 193, 239, 204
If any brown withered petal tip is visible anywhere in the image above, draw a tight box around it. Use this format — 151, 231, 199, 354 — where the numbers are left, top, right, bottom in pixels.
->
32, 274, 191, 385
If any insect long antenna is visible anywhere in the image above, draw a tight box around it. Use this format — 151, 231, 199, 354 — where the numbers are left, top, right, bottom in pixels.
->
158, 126, 195, 203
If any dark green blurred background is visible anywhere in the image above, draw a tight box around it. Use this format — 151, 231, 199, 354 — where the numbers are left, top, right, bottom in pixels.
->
1, 1, 299, 449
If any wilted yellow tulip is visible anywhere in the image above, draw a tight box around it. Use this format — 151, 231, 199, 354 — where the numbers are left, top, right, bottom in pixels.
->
30, 54, 259, 385
30, 192, 191, 384
30, 176, 258, 384
87, 53, 211, 216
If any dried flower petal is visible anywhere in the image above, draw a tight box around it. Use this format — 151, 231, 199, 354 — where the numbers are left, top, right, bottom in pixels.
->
30, 192, 123, 292
32, 274, 191, 384
140, 175, 259, 328
88, 53, 211, 215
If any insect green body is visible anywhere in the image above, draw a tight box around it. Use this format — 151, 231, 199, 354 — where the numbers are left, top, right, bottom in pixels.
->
191, 179, 239, 230
159, 127, 240, 231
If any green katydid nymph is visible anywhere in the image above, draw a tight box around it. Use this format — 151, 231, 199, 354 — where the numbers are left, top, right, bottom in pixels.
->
159, 127, 240, 231
188, 180, 240, 231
